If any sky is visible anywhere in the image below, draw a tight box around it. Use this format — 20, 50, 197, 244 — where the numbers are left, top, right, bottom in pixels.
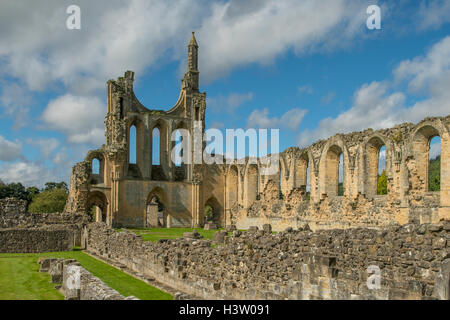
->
0, 0, 448, 187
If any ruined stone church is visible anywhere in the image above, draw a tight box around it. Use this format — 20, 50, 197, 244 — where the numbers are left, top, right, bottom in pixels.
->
65, 33, 449, 231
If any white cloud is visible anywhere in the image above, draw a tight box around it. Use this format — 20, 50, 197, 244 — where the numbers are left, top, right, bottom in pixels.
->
298, 35, 450, 147
247, 108, 307, 131
0, 0, 371, 96
416, 0, 450, 30
321, 91, 335, 105
0, 135, 22, 161
430, 141, 442, 159
41, 94, 105, 145
198, 0, 368, 81
52, 150, 69, 165
207, 92, 254, 114
394, 36, 450, 93
26, 138, 60, 158
298, 85, 313, 95
0, 161, 54, 187
0, 82, 32, 128
0, 0, 204, 94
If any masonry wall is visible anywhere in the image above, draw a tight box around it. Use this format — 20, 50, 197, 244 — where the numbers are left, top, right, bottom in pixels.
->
227, 116, 450, 231
115, 180, 193, 228
84, 222, 450, 300
38, 257, 137, 300
0, 228, 74, 253
0, 197, 89, 248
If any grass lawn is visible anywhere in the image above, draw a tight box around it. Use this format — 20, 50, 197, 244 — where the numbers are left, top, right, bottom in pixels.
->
0, 251, 172, 300
117, 227, 222, 242
0, 256, 64, 300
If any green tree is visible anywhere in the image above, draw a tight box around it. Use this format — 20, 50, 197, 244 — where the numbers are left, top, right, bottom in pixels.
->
28, 188, 68, 213
0, 182, 28, 200
44, 182, 68, 192
428, 155, 441, 191
26, 186, 40, 203
377, 170, 387, 195
204, 205, 213, 222
338, 183, 344, 196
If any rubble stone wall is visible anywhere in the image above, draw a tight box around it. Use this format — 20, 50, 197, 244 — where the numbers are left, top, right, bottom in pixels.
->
0, 227, 74, 253
38, 257, 137, 300
84, 222, 450, 300
0, 197, 89, 247
227, 115, 450, 231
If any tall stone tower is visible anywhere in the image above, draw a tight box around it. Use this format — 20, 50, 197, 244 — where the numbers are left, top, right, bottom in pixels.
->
182, 32, 199, 92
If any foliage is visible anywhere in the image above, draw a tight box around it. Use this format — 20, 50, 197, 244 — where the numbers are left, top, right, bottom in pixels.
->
429, 155, 441, 191
28, 188, 68, 213
338, 183, 344, 196
44, 182, 68, 192
204, 204, 213, 221
0, 182, 40, 205
377, 170, 388, 195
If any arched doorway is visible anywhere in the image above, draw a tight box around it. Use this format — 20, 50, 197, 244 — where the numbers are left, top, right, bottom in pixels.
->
146, 187, 167, 227
204, 197, 223, 227
87, 191, 108, 223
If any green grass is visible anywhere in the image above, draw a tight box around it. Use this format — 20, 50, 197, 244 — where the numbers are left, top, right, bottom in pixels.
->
117, 227, 221, 242
0, 251, 172, 300
0, 256, 64, 300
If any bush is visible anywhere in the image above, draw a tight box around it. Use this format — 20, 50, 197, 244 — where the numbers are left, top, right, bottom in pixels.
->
28, 188, 68, 213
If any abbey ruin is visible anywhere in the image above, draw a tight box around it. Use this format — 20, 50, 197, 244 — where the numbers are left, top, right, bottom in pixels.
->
64, 33, 449, 232
1, 33, 449, 301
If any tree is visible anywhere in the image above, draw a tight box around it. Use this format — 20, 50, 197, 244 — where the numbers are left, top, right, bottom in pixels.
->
28, 188, 68, 213
44, 182, 68, 192
377, 170, 387, 195
204, 205, 213, 222
428, 155, 441, 191
0, 182, 28, 200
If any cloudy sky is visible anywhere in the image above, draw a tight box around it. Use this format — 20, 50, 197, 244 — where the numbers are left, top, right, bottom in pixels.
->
0, 0, 448, 187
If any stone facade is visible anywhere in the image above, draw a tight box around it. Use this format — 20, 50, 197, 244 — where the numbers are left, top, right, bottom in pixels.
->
65, 34, 449, 231
65, 33, 209, 228
83, 222, 450, 300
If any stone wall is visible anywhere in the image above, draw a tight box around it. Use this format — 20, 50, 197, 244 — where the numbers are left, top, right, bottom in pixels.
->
0, 197, 89, 248
0, 227, 74, 253
0, 197, 27, 215
84, 222, 450, 300
227, 115, 450, 232
38, 257, 138, 300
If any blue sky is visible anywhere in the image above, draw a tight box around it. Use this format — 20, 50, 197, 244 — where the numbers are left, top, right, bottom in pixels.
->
0, 0, 449, 187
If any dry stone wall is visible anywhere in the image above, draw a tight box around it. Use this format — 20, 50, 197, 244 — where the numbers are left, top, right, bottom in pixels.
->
0, 227, 74, 253
84, 222, 450, 300
0, 197, 89, 249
